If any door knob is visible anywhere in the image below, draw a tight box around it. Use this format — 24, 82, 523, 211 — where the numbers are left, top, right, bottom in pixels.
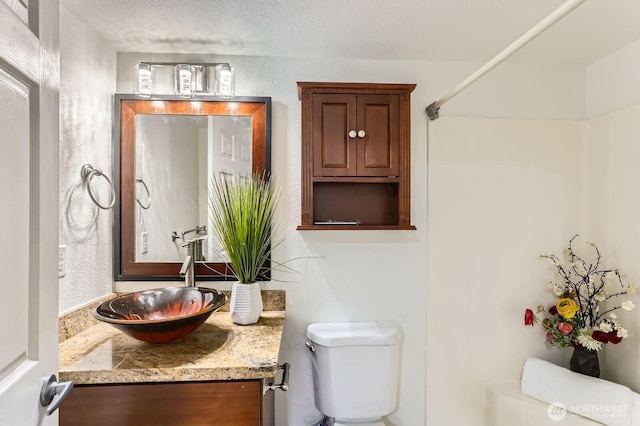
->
357, 130, 366, 138
348, 130, 357, 139
40, 374, 74, 415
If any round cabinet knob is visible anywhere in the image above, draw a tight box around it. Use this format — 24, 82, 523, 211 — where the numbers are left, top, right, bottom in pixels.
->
358, 130, 366, 138
348, 130, 357, 139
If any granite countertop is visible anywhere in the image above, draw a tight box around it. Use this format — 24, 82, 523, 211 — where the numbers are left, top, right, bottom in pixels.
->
59, 290, 285, 385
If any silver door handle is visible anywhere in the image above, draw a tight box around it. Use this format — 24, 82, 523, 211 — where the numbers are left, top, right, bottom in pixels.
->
348, 130, 357, 139
40, 374, 74, 415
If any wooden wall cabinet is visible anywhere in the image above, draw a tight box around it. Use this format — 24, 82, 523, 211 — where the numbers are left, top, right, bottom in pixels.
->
297, 82, 416, 230
60, 380, 273, 426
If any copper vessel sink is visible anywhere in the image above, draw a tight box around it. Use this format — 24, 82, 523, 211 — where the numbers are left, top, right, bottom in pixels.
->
93, 287, 226, 344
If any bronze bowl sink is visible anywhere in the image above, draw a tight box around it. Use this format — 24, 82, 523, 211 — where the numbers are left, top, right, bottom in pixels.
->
93, 287, 227, 344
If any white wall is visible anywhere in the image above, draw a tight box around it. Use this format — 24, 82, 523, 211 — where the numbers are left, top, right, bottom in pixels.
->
584, 37, 640, 394
135, 116, 201, 261
586, 38, 640, 117
586, 106, 640, 392
59, 7, 117, 313
427, 117, 586, 425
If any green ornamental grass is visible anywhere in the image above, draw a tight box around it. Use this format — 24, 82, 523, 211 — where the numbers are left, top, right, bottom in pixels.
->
208, 173, 280, 284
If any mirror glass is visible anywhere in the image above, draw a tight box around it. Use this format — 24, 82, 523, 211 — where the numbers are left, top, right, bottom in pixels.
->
114, 95, 271, 281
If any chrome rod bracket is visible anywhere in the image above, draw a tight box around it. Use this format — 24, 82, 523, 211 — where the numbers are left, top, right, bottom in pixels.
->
425, 102, 440, 121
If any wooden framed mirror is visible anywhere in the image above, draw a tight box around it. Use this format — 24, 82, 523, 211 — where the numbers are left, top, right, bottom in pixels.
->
113, 94, 271, 281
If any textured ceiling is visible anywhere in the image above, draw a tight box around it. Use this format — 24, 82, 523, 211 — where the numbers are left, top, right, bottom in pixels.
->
61, 0, 640, 65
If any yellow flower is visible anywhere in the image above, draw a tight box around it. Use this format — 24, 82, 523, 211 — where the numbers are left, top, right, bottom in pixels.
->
556, 298, 580, 319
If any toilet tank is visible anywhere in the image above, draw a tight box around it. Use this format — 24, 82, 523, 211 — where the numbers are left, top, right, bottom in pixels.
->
306, 322, 402, 420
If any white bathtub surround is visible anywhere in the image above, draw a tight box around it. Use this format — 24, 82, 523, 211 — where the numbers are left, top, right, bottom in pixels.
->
520, 358, 640, 426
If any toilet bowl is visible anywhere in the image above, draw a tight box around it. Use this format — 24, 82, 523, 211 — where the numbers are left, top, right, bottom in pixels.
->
306, 322, 402, 425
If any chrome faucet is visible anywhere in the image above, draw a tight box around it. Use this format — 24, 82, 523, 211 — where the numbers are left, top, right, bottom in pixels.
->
180, 238, 205, 287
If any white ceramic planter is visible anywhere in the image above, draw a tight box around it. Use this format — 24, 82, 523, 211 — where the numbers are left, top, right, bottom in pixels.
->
229, 282, 263, 325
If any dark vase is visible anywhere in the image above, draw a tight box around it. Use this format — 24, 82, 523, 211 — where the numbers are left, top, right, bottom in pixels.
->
569, 348, 600, 377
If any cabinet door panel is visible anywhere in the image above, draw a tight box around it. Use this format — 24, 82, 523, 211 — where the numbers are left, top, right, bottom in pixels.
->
60, 381, 262, 426
357, 94, 399, 177
313, 93, 357, 176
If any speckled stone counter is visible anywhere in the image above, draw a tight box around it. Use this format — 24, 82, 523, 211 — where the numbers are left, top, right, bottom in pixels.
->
59, 290, 285, 385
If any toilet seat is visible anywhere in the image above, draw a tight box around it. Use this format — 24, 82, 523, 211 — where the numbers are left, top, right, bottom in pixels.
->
333, 418, 385, 426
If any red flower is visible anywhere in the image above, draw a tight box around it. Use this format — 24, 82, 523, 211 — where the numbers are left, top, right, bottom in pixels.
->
546, 332, 553, 342
592, 330, 610, 343
557, 322, 573, 335
607, 331, 623, 344
524, 309, 534, 326
549, 305, 558, 315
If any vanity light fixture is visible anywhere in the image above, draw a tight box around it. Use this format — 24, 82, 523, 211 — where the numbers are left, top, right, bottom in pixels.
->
134, 63, 154, 97
175, 64, 196, 98
214, 63, 235, 98
134, 61, 234, 98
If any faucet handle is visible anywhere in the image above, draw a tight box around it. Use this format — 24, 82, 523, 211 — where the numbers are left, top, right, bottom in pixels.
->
181, 236, 206, 248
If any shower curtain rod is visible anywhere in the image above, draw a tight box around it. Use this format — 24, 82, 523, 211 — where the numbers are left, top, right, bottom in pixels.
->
425, 0, 587, 121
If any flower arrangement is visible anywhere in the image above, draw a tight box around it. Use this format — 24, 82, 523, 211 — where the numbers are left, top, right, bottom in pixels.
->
524, 235, 636, 353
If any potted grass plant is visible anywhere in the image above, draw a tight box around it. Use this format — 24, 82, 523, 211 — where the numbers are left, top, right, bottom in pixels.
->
208, 172, 280, 325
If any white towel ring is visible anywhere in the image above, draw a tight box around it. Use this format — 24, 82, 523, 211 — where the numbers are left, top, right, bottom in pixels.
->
80, 164, 115, 210
135, 177, 151, 209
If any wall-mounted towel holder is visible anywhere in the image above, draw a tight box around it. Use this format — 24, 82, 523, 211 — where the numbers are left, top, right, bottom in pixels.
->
135, 176, 151, 209
80, 164, 115, 210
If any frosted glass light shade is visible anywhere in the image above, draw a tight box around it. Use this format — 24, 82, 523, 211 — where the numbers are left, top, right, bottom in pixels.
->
135, 63, 154, 97
175, 64, 195, 98
214, 64, 235, 97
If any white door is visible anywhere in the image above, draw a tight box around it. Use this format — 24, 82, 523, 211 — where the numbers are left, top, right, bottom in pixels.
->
0, 1, 61, 425
205, 116, 253, 261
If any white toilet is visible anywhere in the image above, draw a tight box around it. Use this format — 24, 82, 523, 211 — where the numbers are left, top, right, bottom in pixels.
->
306, 322, 402, 426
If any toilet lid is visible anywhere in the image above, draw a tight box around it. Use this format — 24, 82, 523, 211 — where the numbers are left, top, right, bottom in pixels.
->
307, 322, 401, 347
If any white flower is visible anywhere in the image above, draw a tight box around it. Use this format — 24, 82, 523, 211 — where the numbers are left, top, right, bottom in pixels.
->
617, 328, 629, 339
576, 329, 603, 352
573, 261, 587, 275
621, 300, 635, 311
579, 285, 591, 297
599, 322, 613, 333
609, 313, 618, 320
627, 284, 636, 295
547, 281, 564, 296
594, 293, 606, 302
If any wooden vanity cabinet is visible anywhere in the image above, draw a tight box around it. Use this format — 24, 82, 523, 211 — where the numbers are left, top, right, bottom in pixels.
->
60, 379, 273, 426
297, 82, 416, 230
